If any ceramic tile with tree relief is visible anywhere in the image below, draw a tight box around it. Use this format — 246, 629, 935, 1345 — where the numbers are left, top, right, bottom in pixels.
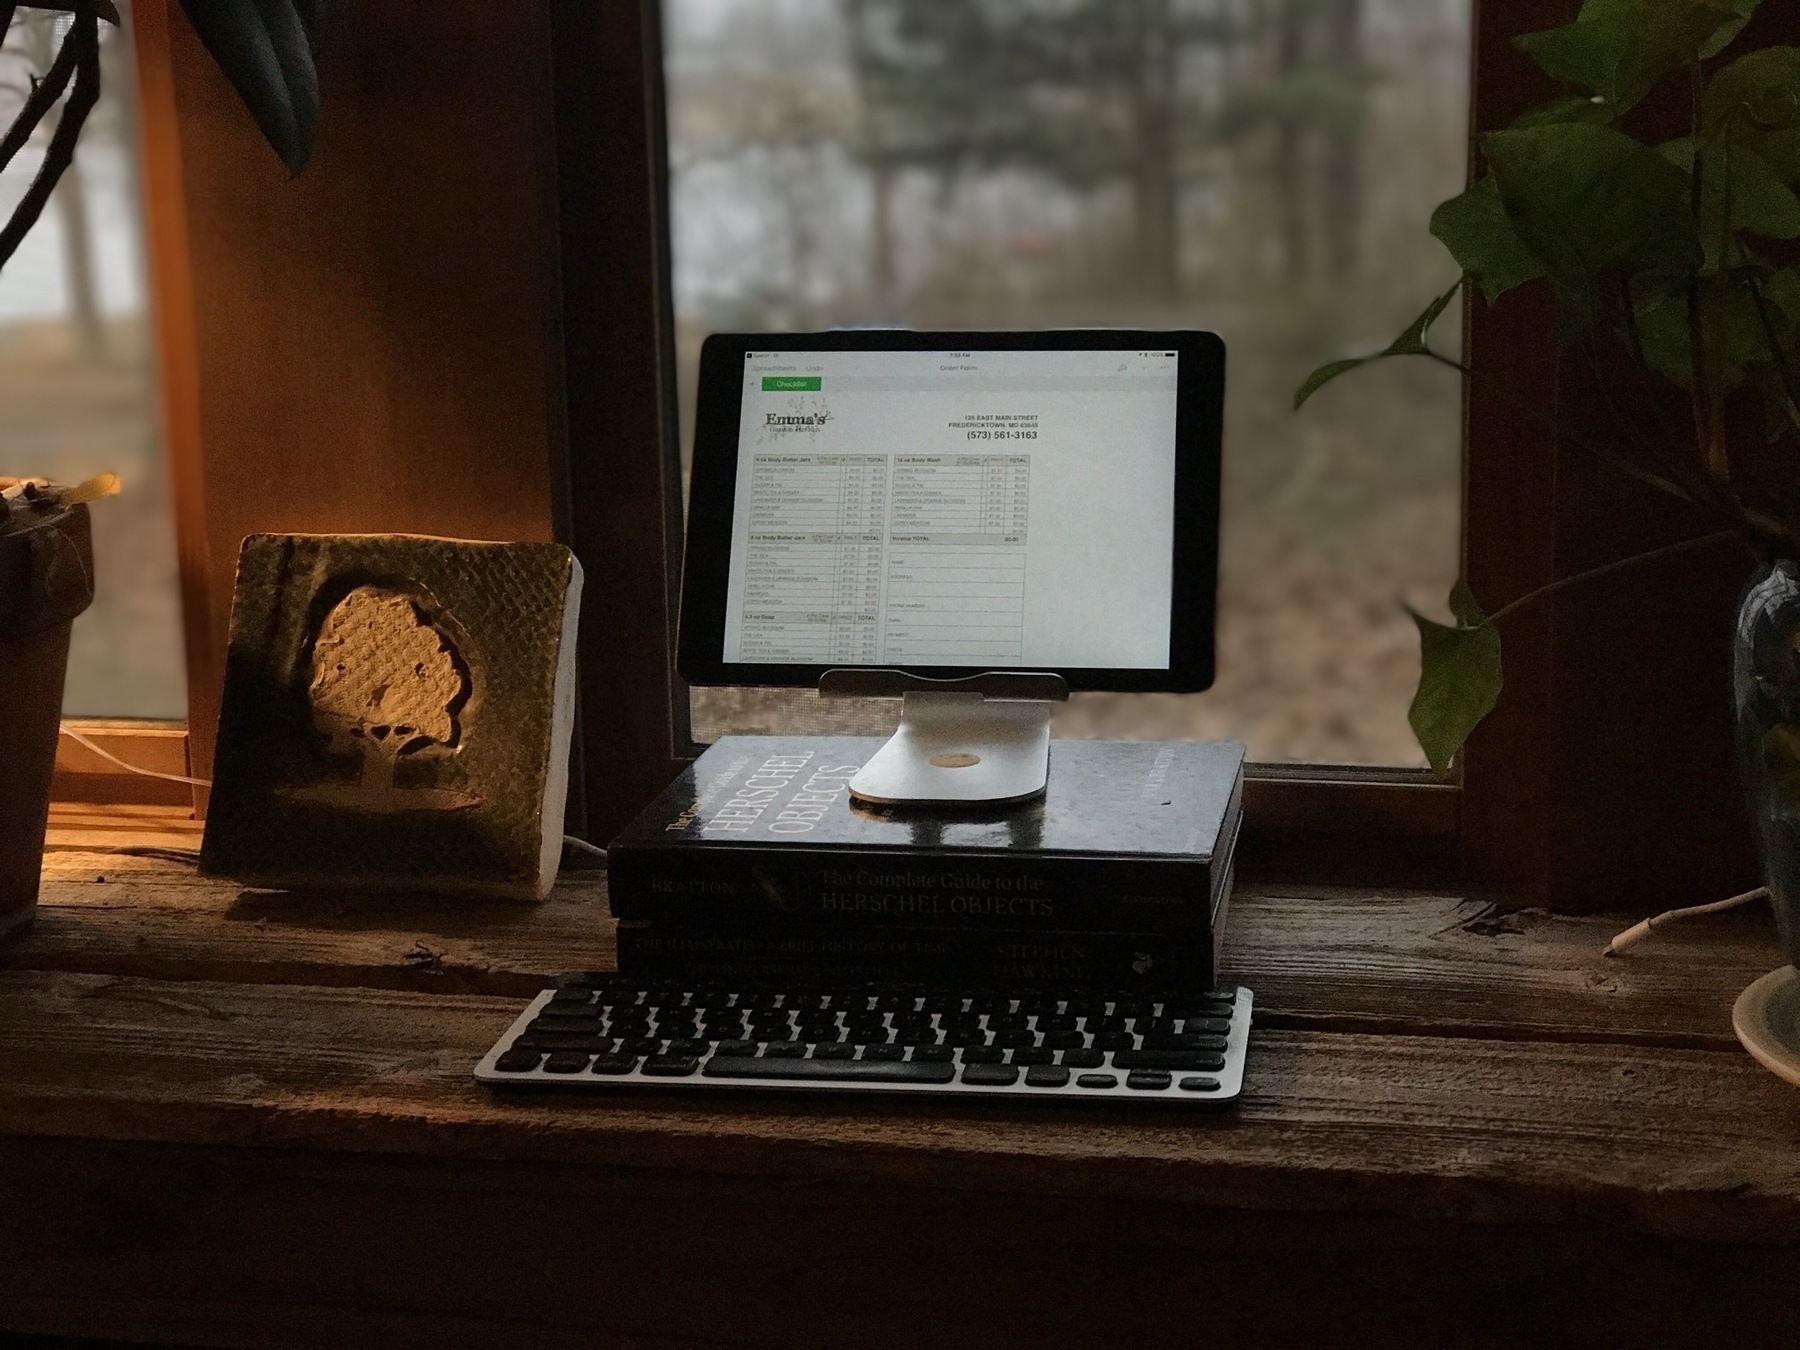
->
200, 534, 583, 900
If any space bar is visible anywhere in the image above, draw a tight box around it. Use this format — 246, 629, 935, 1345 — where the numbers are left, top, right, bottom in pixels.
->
703, 1056, 956, 1084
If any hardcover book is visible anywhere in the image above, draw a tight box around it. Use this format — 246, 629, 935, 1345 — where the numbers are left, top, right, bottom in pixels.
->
608, 736, 1244, 942
200, 533, 583, 900
616, 922, 1224, 991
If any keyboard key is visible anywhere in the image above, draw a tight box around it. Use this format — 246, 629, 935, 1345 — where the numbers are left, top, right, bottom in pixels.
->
861, 1044, 906, 1061
1009, 1047, 1054, 1066
543, 1051, 591, 1073
1164, 997, 1234, 1021
622, 1037, 662, 1056
1076, 1073, 1118, 1090
663, 1038, 712, 1056
1025, 1066, 1071, 1088
1042, 1029, 1086, 1050
1179, 1076, 1222, 1092
590, 1053, 638, 1074
960, 1045, 1005, 1064
991, 1028, 1037, 1049
703, 1057, 955, 1084
1140, 1033, 1229, 1053
1113, 1050, 1227, 1072
714, 1040, 758, 1057
1182, 1017, 1232, 1036
517, 1036, 609, 1056
1126, 1070, 1172, 1091
960, 1063, 1020, 1086
1094, 1030, 1136, 1051
1060, 1048, 1105, 1069
761, 1041, 807, 1059
521, 1018, 603, 1038
494, 1048, 542, 1073
940, 1021, 986, 1046
910, 1045, 956, 1063
811, 1042, 857, 1060
641, 1055, 700, 1077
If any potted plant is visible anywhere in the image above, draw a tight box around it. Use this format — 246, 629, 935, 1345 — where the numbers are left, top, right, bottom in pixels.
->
0, 476, 111, 931
0, 0, 343, 928
1296, 0, 1800, 1062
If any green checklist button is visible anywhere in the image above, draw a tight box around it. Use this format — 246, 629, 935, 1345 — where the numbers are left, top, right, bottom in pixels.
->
762, 375, 821, 391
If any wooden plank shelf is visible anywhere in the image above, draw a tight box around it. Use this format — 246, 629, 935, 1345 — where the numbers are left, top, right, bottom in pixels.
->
4, 847, 1799, 1346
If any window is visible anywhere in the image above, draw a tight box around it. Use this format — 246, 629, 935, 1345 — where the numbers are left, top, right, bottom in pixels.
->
661, 0, 1470, 770
62, 0, 1777, 906
0, 2, 184, 720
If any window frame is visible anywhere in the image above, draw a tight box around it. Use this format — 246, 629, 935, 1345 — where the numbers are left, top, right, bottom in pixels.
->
72, 0, 1789, 907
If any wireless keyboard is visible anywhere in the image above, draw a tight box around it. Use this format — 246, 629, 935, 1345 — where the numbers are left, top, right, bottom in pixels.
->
475, 974, 1252, 1103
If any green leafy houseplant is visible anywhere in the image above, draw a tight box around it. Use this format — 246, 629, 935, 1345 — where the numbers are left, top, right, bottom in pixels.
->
1296, 0, 1800, 777
1, 0, 345, 272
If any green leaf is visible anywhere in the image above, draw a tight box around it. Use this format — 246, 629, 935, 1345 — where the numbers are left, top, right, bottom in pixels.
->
1292, 285, 1461, 410
178, 0, 322, 175
1661, 138, 1800, 265
1511, 94, 1615, 130
1705, 45, 1800, 133
1631, 266, 1790, 391
1517, 0, 1759, 118
1482, 123, 1702, 303
1705, 47, 1800, 185
1430, 177, 1546, 303
1406, 582, 1502, 779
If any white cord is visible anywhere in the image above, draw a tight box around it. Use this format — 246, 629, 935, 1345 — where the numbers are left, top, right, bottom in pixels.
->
56, 734, 612, 871
1603, 886, 1770, 957
57, 732, 610, 863
59, 726, 213, 787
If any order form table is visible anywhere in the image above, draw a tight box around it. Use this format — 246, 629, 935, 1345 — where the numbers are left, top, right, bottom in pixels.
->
885, 454, 1029, 663
735, 451, 1032, 666
739, 453, 888, 663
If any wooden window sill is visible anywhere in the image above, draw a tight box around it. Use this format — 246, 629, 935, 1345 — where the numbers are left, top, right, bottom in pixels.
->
3, 819, 1797, 1345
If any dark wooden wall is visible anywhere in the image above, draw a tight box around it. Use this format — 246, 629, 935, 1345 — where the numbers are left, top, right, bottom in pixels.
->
1462, 1, 1800, 911
132, 0, 689, 840
133, 0, 565, 799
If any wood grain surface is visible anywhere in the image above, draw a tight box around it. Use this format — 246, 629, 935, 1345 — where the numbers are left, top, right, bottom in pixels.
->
3, 854, 1795, 1243
5, 851, 1800, 1345
14, 853, 1778, 1046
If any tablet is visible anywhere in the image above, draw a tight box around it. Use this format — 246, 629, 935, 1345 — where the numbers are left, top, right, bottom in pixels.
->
677, 330, 1223, 693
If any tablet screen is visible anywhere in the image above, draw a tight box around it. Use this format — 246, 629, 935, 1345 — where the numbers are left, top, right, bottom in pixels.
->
723, 348, 1178, 669
680, 331, 1221, 693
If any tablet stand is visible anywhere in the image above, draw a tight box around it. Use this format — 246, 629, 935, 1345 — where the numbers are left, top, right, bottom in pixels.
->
819, 669, 1069, 807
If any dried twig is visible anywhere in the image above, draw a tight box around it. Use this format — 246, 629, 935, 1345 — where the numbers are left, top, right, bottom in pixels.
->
0, 0, 99, 270
0, 5, 79, 175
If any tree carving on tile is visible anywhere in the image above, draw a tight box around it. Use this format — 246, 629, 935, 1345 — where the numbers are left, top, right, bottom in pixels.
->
293, 586, 479, 811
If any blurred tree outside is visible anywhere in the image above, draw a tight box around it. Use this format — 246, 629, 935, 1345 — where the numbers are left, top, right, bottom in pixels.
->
0, 1, 183, 718
669, 0, 1469, 767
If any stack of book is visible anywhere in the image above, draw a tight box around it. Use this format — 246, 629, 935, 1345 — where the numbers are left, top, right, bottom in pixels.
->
607, 736, 1246, 992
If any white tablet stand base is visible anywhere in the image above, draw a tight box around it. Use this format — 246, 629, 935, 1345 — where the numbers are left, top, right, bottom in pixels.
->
818, 670, 1070, 807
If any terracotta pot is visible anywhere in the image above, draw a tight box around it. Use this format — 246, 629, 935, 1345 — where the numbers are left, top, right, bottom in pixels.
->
0, 494, 94, 936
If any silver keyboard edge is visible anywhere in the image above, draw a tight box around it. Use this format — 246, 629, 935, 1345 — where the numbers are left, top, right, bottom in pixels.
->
473, 986, 1253, 1105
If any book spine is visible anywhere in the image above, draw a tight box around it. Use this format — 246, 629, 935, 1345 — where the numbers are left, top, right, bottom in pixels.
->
607, 845, 1214, 935
616, 924, 1216, 990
